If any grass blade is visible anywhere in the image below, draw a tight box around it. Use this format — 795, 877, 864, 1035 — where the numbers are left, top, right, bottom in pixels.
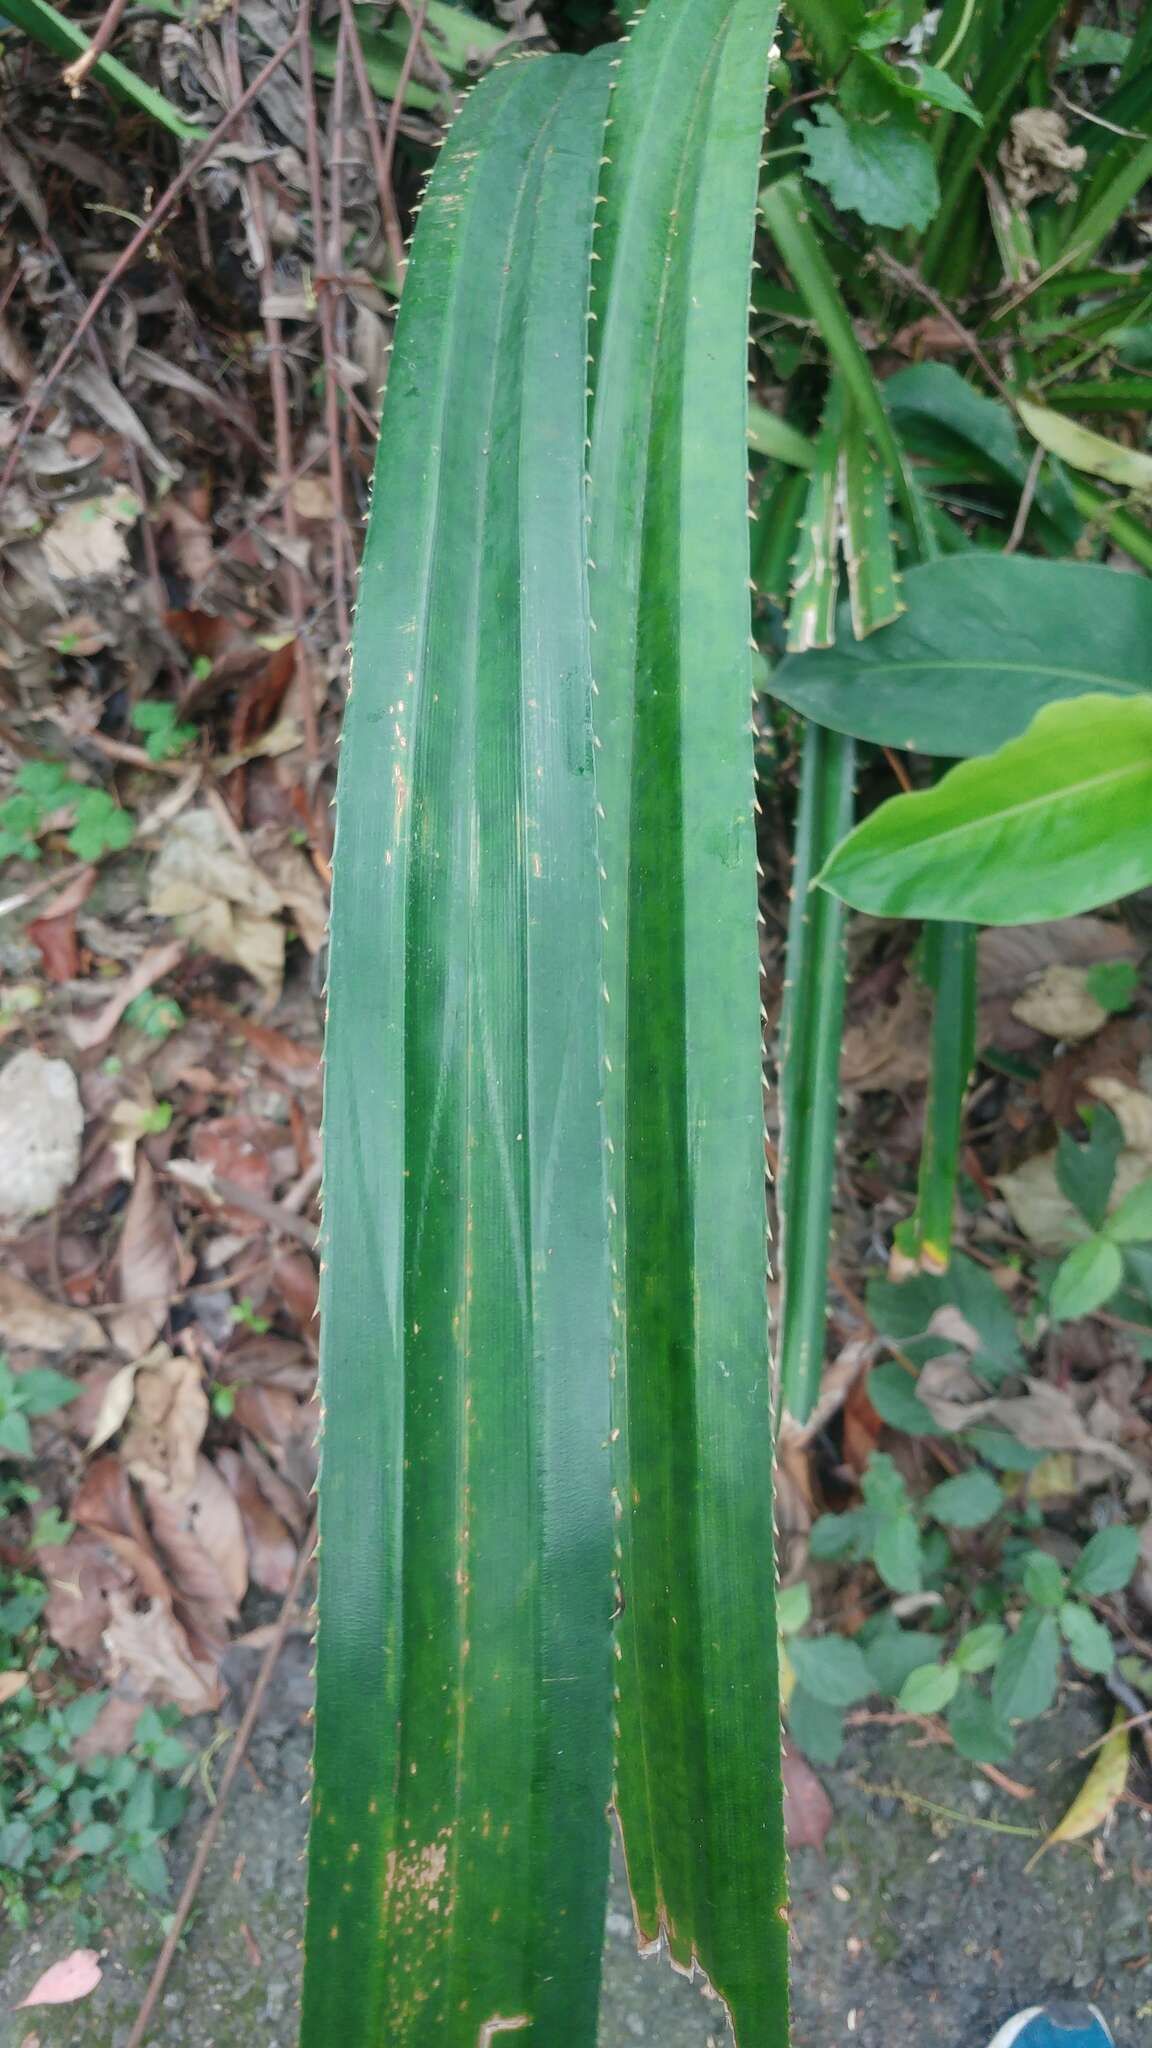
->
589, 4, 789, 2038
775, 720, 856, 1423
303, 52, 616, 2047
2, 0, 206, 140
786, 390, 843, 652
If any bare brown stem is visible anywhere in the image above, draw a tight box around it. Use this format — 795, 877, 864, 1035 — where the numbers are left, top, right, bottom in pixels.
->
62, 0, 132, 92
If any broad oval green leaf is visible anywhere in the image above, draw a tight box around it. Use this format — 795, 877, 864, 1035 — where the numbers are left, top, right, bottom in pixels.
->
925, 1468, 1003, 1530
897, 1661, 960, 1714
1059, 1601, 1115, 1676
1071, 1523, 1141, 1595
771, 556, 1152, 758
303, 53, 616, 2048
991, 1609, 1061, 1723
1049, 1236, 1124, 1323
788, 1634, 875, 1708
818, 694, 1152, 925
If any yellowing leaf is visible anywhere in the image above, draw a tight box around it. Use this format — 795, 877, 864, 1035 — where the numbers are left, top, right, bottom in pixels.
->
1026, 1711, 1129, 1870
1017, 399, 1152, 494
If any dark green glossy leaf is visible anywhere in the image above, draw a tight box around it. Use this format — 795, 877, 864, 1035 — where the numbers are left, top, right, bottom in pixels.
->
799, 103, 941, 229
589, 5, 789, 2034
819, 695, 1152, 925
303, 55, 616, 2048
1057, 1108, 1124, 1233
772, 556, 1152, 758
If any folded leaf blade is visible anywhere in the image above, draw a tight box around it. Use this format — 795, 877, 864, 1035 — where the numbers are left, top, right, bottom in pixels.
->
590, 4, 789, 2038
303, 53, 615, 2047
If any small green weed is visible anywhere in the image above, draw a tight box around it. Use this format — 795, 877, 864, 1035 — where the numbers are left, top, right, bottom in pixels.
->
1, 1356, 190, 1925
124, 992, 186, 1039
131, 701, 197, 763
0, 761, 133, 864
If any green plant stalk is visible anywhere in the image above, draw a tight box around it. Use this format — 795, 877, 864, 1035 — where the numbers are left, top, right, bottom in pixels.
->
1068, 478, 1152, 574
775, 719, 856, 1422
919, 0, 1065, 289
1, 0, 206, 140
311, 0, 504, 112
910, 920, 977, 1270
589, 1, 789, 2036
753, 467, 809, 603
760, 178, 933, 557
302, 52, 616, 2047
786, 387, 842, 652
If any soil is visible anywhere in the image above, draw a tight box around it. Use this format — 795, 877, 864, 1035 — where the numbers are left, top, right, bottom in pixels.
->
1, 1647, 1148, 2048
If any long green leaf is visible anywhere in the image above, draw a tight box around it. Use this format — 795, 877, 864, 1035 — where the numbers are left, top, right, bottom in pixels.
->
589, 2, 789, 2038
819, 693, 1152, 924
771, 554, 1152, 757
775, 720, 855, 1422
303, 52, 615, 2047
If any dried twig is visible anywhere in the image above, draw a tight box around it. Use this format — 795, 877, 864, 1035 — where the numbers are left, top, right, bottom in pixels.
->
380, 0, 431, 290
0, 22, 307, 494
62, 0, 132, 92
339, 0, 406, 287
873, 248, 1011, 401
301, 4, 351, 645
123, 1519, 318, 2048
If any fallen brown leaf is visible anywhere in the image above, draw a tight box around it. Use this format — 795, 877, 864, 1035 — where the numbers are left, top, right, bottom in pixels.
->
120, 1348, 207, 1496
979, 919, 1139, 1051
841, 978, 933, 1092
783, 1742, 834, 1850
0, 1270, 103, 1354
66, 938, 186, 1053
110, 1158, 181, 1358
103, 1592, 223, 1714
216, 1446, 297, 1593
16, 1950, 102, 2010
1011, 964, 1111, 1043
143, 1453, 248, 1632
148, 808, 286, 1000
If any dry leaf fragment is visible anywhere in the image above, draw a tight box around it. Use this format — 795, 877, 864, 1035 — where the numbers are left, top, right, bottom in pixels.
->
16, 1950, 102, 2009
216, 1446, 296, 1593
0, 1670, 29, 1704
103, 1591, 223, 1714
783, 1742, 833, 1850
109, 1157, 181, 1359
41, 489, 140, 582
0, 1050, 84, 1226
1027, 1713, 1128, 1871
120, 1347, 207, 1496
143, 1453, 248, 1629
978, 918, 1138, 1050
67, 937, 186, 1053
85, 1361, 143, 1454
1011, 964, 1109, 1043
1086, 1077, 1152, 1158
841, 978, 932, 1092
0, 1271, 102, 1354
148, 808, 285, 999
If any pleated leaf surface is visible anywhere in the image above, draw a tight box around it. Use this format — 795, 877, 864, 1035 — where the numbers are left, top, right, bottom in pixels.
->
302, 51, 616, 2048
588, 4, 790, 2040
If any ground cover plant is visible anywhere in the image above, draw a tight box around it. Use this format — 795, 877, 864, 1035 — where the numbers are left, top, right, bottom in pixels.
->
0, 0, 1150, 2041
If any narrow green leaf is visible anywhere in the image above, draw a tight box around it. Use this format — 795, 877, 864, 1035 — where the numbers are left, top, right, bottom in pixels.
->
785, 391, 843, 652
1071, 1524, 1141, 1596
840, 393, 902, 639
748, 401, 818, 470
775, 721, 855, 1421
1049, 1237, 1124, 1323
589, 5, 789, 2033
819, 695, 1152, 926
1018, 399, 1152, 495
772, 555, 1152, 758
2, 0, 206, 140
303, 55, 616, 2048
